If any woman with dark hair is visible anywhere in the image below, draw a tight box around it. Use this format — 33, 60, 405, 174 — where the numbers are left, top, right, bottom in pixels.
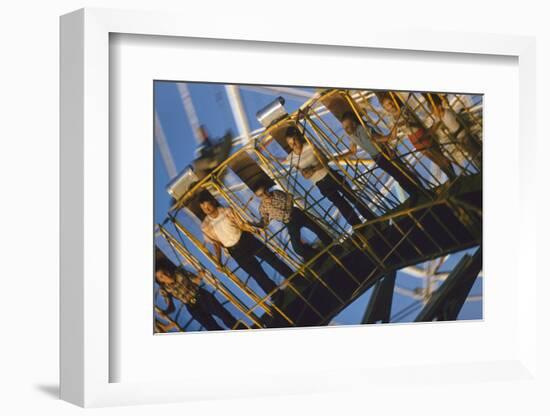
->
284, 126, 376, 228
198, 193, 293, 298
155, 258, 238, 331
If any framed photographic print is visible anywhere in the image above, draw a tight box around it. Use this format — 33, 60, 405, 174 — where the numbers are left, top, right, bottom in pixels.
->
60, 6, 539, 409
153, 82, 483, 334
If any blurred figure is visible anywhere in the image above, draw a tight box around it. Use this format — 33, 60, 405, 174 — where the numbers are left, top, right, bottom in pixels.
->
193, 125, 233, 180
155, 258, 238, 331
199, 193, 293, 297
284, 126, 376, 227
252, 178, 333, 261
378, 92, 457, 181
340, 111, 424, 199
424, 93, 481, 169
166, 125, 234, 206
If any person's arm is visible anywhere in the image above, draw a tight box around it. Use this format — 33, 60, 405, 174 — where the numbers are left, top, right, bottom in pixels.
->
201, 222, 224, 271
375, 107, 405, 144
303, 160, 327, 178
226, 207, 260, 235
160, 290, 176, 314
277, 153, 290, 164
427, 120, 442, 137
302, 144, 330, 177
256, 204, 269, 229
337, 142, 358, 160
191, 269, 204, 286
302, 162, 325, 178
254, 218, 266, 229
372, 131, 395, 143
301, 166, 315, 179
165, 299, 175, 315
213, 241, 223, 270
368, 115, 399, 144
426, 107, 443, 136
244, 218, 267, 237
240, 221, 260, 234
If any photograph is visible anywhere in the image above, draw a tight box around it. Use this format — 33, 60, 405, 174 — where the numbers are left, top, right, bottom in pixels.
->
1, 0, 544, 412
153, 83, 483, 333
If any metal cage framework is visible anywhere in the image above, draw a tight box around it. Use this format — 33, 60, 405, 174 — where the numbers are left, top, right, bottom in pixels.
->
154, 87, 483, 332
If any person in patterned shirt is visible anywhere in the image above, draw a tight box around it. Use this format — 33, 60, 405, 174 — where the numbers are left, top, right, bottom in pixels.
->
252, 179, 333, 261
155, 257, 238, 331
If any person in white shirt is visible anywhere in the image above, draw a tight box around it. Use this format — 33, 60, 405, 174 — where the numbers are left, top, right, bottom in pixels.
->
284, 126, 376, 227
199, 193, 292, 297
425, 93, 481, 169
339, 111, 424, 199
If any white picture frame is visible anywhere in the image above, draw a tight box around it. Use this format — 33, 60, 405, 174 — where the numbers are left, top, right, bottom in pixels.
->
60, 7, 538, 408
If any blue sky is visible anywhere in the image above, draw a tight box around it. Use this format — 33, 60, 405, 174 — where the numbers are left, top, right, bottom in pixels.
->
154, 81, 482, 331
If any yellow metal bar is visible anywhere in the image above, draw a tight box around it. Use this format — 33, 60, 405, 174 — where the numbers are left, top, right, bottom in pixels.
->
443, 199, 481, 241
404, 211, 445, 255
154, 306, 185, 332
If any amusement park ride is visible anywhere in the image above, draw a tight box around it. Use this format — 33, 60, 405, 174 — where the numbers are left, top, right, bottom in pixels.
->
154, 85, 482, 332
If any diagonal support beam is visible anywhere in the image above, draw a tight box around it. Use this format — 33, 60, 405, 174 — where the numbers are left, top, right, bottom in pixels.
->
415, 248, 482, 322
361, 271, 397, 324
176, 83, 202, 144
225, 85, 251, 143
154, 112, 177, 179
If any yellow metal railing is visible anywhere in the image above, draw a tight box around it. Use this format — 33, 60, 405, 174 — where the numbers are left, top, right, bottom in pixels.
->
155, 87, 482, 331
